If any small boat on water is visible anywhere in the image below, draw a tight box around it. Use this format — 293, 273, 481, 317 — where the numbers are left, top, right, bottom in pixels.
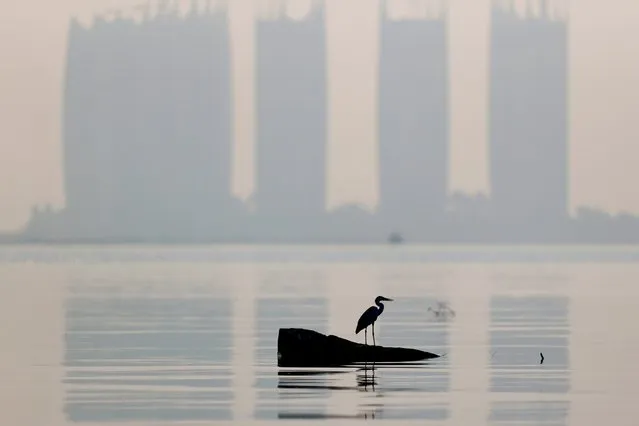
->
387, 232, 404, 244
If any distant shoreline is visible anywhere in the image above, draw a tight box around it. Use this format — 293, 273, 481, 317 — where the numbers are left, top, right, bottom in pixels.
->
3, 237, 639, 246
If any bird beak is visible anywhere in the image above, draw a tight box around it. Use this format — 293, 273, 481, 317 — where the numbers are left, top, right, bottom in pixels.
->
381, 297, 393, 301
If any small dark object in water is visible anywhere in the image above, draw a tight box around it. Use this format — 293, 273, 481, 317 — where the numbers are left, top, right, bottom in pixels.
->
277, 328, 439, 367
388, 232, 404, 244
540, 352, 545, 364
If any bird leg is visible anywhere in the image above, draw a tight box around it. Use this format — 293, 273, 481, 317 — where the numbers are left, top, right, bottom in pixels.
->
364, 328, 367, 346
372, 322, 376, 347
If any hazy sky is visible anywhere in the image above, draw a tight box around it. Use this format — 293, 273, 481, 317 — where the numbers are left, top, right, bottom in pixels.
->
1, 0, 639, 231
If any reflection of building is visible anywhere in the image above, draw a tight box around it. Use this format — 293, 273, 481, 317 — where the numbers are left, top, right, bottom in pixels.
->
489, 3, 568, 225
377, 295, 450, 419
489, 294, 571, 424
255, 3, 327, 223
64, 283, 233, 422
62, 5, 233, 239
378, 3, 448, 230
253, 269, 329, 419
255, 294, 328, 418
489, 294, 571, 393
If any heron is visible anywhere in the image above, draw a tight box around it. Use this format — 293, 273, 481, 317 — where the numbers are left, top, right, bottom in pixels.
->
355, 296, 393, 346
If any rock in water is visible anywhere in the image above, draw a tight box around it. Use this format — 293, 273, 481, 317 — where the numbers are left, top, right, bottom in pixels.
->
277, 328, 439, 367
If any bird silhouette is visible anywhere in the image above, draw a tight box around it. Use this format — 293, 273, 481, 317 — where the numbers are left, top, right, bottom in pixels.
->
355, 296, 393, 346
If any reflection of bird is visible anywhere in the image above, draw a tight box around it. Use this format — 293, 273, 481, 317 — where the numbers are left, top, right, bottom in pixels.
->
357, 362, 376, 391
427, 301, 456, 321
356, 296, 393, 346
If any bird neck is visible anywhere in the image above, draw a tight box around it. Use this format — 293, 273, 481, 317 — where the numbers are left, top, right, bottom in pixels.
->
376, 300, 385, 314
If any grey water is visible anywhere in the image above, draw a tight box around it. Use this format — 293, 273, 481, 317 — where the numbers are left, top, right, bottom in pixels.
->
1, 245, 638, 425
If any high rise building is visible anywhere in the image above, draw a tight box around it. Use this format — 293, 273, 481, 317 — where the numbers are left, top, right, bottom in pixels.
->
377, 1, 449, 231
489, 1, 568, 225
255, 1, 327, 224
62, 3, 233, 239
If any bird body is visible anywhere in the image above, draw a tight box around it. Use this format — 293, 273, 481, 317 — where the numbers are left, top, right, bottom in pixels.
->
355, 296, 393, 346
356, 306, 381, 334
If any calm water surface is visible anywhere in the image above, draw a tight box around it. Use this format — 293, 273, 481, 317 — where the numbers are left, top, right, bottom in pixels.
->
1, 245, 638, 425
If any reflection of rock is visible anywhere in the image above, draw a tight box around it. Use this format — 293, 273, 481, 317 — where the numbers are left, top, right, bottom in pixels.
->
278, 328, 439, 367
